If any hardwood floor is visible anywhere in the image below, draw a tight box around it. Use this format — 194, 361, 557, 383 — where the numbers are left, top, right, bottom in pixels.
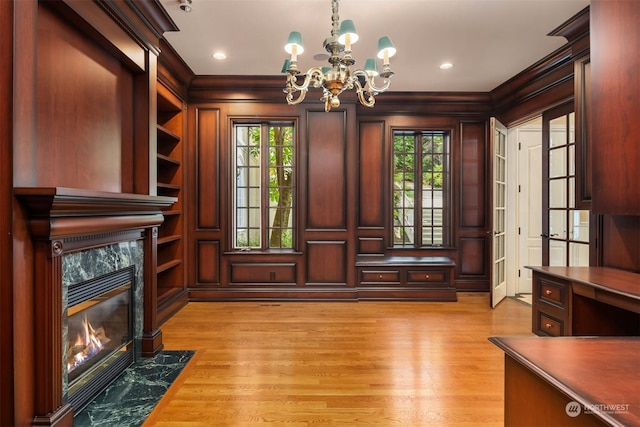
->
144, 293, 533, 426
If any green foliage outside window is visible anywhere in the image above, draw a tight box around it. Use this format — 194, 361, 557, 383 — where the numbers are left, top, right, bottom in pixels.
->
235, 123, 295, 249
393, 130, 449, 247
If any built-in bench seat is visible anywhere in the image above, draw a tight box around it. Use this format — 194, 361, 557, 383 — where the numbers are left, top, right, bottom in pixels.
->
355, 255, 457, 301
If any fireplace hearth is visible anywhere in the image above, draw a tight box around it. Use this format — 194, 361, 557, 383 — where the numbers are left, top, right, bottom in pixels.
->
66, 267, 135, 412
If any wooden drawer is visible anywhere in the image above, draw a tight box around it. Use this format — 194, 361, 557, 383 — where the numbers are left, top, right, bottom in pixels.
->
407, 270, 446, 284
536, 312, 565, 337
360, 270, 400, 283
535, 277, 569, 309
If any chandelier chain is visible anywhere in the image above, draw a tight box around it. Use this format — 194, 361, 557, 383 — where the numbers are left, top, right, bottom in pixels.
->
331, 0, 339, 37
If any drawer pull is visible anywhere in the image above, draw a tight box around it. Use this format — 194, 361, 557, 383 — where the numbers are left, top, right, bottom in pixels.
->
425, 274, 430, 279
545, 323, 552, 329
379, 274, 383, 279
545, 289, 552, 295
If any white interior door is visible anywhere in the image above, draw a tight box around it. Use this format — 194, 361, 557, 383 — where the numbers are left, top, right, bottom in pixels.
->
517, 121, 542, 294
491, 118, 507, 308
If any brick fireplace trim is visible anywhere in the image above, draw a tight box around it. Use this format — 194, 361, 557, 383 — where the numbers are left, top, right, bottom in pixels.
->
15, 187, 175, 427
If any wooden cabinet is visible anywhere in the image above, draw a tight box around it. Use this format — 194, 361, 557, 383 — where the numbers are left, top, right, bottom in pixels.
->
156, 83, 187, 322
574, 53, 591, 209
530, 266, 640, 337
356, 256, 457, 301
590, 0, 640, 215
532, 272, 571, 336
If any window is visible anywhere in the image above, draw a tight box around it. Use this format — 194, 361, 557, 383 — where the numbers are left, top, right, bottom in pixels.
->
392, 130, 450, 247
233, 122, 295, 250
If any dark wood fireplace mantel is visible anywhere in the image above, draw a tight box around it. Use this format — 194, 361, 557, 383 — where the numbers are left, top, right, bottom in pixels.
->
15, 187, 176, 427
15, 187, 176, 238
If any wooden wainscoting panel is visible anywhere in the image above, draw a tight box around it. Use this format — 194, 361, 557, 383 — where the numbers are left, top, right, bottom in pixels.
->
34, 4, 130, 193
229, 263, 297, 284
459, 121, 488, 229
305, 241, 348, 285
357, 237, 385, 255
306, 111, 347, 230
196, 240, 219, 285
195, 107, 220, 230
459, 237, 488, 277
358, 121, 385, 228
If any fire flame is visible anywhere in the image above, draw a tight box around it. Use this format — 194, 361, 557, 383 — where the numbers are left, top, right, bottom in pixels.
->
67, 315, 108, 373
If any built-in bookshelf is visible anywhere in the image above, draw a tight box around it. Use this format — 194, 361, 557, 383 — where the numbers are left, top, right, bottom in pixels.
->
156, 82, 187, 322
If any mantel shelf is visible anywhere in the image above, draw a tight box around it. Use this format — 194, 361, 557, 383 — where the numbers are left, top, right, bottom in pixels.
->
15, 187, 177, 217
15, 187, 177, 239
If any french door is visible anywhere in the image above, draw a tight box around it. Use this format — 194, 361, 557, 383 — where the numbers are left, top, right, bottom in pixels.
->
541, 104, 589, 266
491, 118, 508, 307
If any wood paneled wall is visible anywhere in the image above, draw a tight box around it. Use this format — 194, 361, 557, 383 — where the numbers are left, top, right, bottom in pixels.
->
458, 122, 491, 285
590, 0, 640, 272
187, 102, 360, 300
355, 116, 490, 291
600, 216, 640, 271
22, 5, 130, 191
0, 1, 13, 426
5, 0, 174, 424
185, 93, 493, 299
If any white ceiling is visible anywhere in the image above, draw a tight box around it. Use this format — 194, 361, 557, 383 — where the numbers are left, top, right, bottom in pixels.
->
158, 0, 589, 92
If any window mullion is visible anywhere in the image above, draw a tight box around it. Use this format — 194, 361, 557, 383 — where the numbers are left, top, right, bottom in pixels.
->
261, 123, 270, 249
415, 133, 423, 247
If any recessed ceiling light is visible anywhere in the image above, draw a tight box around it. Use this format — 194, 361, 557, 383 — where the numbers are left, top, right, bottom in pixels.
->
440, 62, 454, 70
313, 53, 330, 61
212, 52, 227, 60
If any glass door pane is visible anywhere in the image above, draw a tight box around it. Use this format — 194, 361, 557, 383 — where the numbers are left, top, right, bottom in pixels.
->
542, 106, 589, 267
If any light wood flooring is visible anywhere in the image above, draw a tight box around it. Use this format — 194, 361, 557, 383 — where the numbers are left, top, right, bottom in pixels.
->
144, 293, 533, 426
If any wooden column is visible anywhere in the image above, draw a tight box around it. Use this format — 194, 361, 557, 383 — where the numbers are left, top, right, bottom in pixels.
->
142, 226, 163, 356
32, 239, 73, 427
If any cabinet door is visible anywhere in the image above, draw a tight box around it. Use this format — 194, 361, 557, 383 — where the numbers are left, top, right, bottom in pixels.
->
591, 0, 640, 215
542, 104, 590, 267
574, 54, 591, 209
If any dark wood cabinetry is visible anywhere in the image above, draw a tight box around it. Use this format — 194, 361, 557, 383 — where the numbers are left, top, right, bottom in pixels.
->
156, 83, 187, 323
356, 256, 457, 301
574, 53, 591, 209
532, 272, 571, 336
530, 266, 640, 337
590, 0, 640, 215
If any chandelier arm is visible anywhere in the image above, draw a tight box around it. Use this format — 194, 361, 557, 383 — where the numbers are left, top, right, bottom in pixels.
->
352, 78, 375, 108
368, 78, 391, 94
352, 69, 392, 95
287, 68, 325, 92
285, 87, 308, 105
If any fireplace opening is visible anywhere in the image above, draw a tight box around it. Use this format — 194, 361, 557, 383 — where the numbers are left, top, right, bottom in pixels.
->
66, 266, 135, 413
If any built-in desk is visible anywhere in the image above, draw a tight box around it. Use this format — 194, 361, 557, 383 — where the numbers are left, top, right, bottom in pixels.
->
490, 336, 640, 427
527, 266, 640, 336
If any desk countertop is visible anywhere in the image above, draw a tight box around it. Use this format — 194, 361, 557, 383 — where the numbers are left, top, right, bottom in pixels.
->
526, 266, 640, 301
490, 336, 640, 427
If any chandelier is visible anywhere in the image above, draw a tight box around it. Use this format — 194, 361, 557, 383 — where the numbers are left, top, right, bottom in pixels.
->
281, 0, 396, 112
